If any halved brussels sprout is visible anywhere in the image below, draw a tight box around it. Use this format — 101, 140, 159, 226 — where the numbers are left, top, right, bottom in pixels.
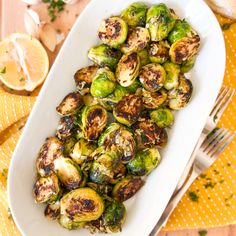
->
63, 137, 77, 156
113, 94, 142, 126
139, 63, 166, 92
70, 138, 97, 165
150, 108, 174, 128
60, 188, 104, 222
121, 2, 148, 27
148, 41, 170, 64
90, 67, 116, 98
98, 16, 128, 48
56, 116, 75, 141
181, 55, 196, 73
74, 65, 99, 94
142, 88, 167, 109
137, 49, 150, 66
54, 157, 83, 190
87, 182, 113, 196
116, 52, 140, 87
56, 92, 84, 116
168, 75, 193, 110
121, 27, 150, 53
82, 94, 99, 107
36, 137, 63, 177
33, 174, 60, 203
88, 44, 122, 71
81, 105, 108, 141
163, 61, 180, 90
146, 4, 176, 42
127, 148, 161, 176
112, 177, 144, 202
169, 35, 200, 64
44, 201, 60, 220
59, 215, 86, 230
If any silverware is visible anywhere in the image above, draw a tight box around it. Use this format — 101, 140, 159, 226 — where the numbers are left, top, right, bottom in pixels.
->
149, 128, 235, 236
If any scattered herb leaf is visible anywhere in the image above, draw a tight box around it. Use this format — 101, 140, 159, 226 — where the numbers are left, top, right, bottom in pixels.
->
213, 169, 220, 175
0, 67, 6, 74
225, 193, 234, 202
221, 21, 236, 31
7, 208, 12, 220
42, 0, 65, 22
219, 179, 225, 184
200, 174, 207, 179
198, 230, 207, 236
189, 191, 199, 202
204, 182, 216, 189
1, 168, 8, 177
19, 77, 25, 82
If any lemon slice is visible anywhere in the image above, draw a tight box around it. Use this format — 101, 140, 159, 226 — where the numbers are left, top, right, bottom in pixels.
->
0, 33, 49, 91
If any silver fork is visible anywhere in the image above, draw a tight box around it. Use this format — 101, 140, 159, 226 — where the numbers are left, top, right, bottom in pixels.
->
149, 128, 236, 236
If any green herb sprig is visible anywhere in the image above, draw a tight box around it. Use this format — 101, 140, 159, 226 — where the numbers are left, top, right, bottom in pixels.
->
42, 0, 65, 22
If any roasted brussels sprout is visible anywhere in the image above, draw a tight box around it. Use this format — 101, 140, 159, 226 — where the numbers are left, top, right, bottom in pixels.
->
148, 41, 170, 64
44, 201, 60, 220
116, 52, 140, 87
56, 92, 84, 116
70, 139, 97, 165
121, 2, 148, 27
121, 27, 150, 53
33, 174, 60, 203
113, 94, 142, 126
88, 44, 122, 71
137, 49, 150, 66
139, 63, 166, 92
74, 65, 99, 94
127, 148, 161, 176
181, 55, 196, 73
81, 105, 108, 141
126, 79, 141, 93
60, 188, 104, 222
90, 67, 116, 98
59, 215, 86, 230
163, 61, 180, 90
150, 108, 174, 128
112, 177, 144, 202
63, 137, 77, 156
56, 116, 75, 141
36, 137, 63, 177
98, 16, 128, 48
142, 88, 167, 109
87, 182, 113, 196
146, 4, 176, 42
168, 75, 193, 110
54, 157, 83, 190
169, 35, 200, 64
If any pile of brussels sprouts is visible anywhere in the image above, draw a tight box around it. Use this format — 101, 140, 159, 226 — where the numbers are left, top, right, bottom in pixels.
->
33, 2, 200, 233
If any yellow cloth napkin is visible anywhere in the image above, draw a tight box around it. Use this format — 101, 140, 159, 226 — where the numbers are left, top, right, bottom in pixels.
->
0, 14, 235, 235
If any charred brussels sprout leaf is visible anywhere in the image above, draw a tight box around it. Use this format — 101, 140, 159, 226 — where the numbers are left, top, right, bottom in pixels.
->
116, 52, 140, 87
148, 41, 170, 64
181, 55, 196, 73
88, 44, 122, 70
127, 148, 161, 176
121, 27, 150, 53
137, 49, 150, 66
90, 68, 116, 98
113, 94, 142, 126
44, 201, 60, 220
139, 63, 166, 92
81, 105, 108, 141
33, 174, 60, 203
150, 108, 174, 128
56, 116, 75, 141
60, 188, 104, 222
98, 16, 128, 48
59, 215, 86, 230
163, 61, 180, 90
74, 65, 99, 94
112, 177, 144, 202
121, 2, 148, 27
87, 182, 113, 196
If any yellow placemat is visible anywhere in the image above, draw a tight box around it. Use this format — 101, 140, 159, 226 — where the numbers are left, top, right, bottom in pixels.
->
0, 14, 235, 235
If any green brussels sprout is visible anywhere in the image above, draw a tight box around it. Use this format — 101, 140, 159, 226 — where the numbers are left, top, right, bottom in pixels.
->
116, 52, 140, 87
127, 148, 161, 176
63, 137, 77, 156
90, 68, 116, 98
113, 94, 142, 126
56, 116, 75, 141
150, 108, 174, 128
81, 105, 108, 141
36, 137, 63, 177
56, 92, 84, 116
142, 88, 167, 109
60, 188, 104, 222
148, 41, 170, 64
126, 79, 141, 93
98, 16, 128, 48
121, 2, 148, 27
87, 182, 113, 196
44, 201, 60, 220
112, 176, 144, 202
169, 35, 200, 64
33, 174, 60, 203
121, 27, 150, 53
88, 44, 122, 71
181, 55, 197, 73
137, 49, 150, 66
74, 65, 99, 95
54, 157, 83, 190
168, 75, 193, 110
70, 138, 97, 165
163, 61, 180, 90
146, 4, 176, 42
59, 215, 86, 230
139, 63, 166, 92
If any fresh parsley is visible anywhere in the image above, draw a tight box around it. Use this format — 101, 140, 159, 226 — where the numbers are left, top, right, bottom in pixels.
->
221, 21, 236, 31
42, 0, 65, 22
188, 191, 199, 202
198, 230, 207, 236
0, 67, 6, 74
